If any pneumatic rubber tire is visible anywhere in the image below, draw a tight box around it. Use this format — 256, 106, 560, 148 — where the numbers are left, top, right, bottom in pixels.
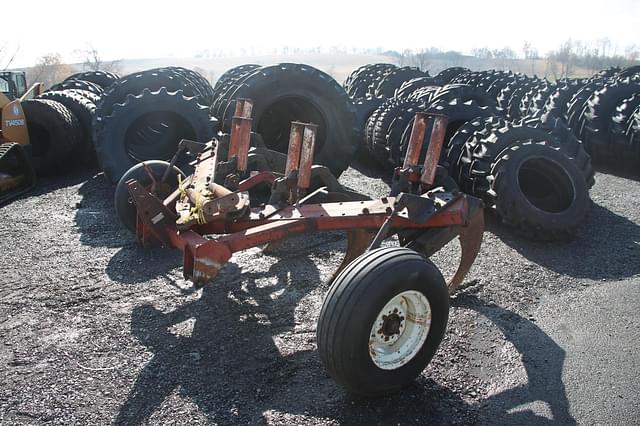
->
21, 99, 82, 173
38, 90, 97, 160
114, 160, 185, 233
49, 79, 104, 96
317, 247, 449, 396
218, 63, 359, 177
65, 71, 120, 89
94, 87, 217, 183
489, 140, 591, 240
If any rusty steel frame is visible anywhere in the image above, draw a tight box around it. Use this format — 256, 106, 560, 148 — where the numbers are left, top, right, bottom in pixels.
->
126, 110, 484, 293
227, 98, 253, 173
401, 113, 449, 189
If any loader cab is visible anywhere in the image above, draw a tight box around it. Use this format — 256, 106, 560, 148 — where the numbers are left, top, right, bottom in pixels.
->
0, 72, 27, 100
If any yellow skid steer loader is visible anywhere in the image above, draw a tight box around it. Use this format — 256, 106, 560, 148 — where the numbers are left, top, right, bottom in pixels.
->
0, 72, 43, 205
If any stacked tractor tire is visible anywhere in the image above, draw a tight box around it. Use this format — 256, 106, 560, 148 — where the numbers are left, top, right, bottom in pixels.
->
209, 63, 359, 176
92, 67, 217, 183
348, 63, 640, 240
22, 71, 118, 174
90, 63, 359, 185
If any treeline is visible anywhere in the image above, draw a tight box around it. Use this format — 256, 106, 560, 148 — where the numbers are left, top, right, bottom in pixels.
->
194, 39, 639, 80
0, 44, 122, 89
375, 39, 640, 79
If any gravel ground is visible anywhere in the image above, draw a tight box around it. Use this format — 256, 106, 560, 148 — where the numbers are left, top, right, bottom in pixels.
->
0, 163, 639, 425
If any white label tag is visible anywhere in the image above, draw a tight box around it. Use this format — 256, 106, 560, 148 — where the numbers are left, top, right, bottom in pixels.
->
151, 213, 164, 224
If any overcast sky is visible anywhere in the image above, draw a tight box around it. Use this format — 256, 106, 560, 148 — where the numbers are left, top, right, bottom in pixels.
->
3, 0, 639, 67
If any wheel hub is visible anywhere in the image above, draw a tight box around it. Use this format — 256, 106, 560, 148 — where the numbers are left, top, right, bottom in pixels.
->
378, 309, 405, 341
369, 290, 431, 370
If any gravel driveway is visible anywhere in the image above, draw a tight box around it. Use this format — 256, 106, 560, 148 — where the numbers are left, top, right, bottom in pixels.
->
1, 163, 638, 425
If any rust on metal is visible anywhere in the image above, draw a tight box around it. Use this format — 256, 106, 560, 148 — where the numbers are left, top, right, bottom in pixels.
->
421, 115, 448, 187
127, 179, 177, 247
285, 122, 305, 176
180, 230, 232, 285
228, 116, 252, 172
298, 124, 317, 190
446, 203, 484, 293
227, 97, 253, 170
237, 171, 277, 192
403, 112, 428, 168
233, 98, 253, 118
194, 194, 469, 237
233, 117, 252, 172
125, 111, 483, 290
330, 228, 375, 282
131, 175, 480, 287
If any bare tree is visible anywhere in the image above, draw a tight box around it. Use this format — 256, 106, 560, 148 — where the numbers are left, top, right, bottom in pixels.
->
26, 53, 74, 88
596, 37, 612, 59
0, 43, 20, 70
413, 48, 430, 71
553, 39, 576, 78
471, 47, 493, 59
74, 45, 123, 74
399, 49, 413, 67
491, 47, 516, 70
522, 41, 539, 76
625, 44, 640, 62
544, 55, 559, 80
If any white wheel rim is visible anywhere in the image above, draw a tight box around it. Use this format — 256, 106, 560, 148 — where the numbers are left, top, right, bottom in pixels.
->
368, 290, 431, 370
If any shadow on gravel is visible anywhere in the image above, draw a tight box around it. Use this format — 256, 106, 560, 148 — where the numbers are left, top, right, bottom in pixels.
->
107, 245, 182, 285
1, 169, 94, 208
33, 170, 96, 196
593, 160, 640, 182
73, 174, 124, 248
489, 203, 640, 279
455, 294, 575, 425
115, 252, 475, 425
350, 157, 394, 184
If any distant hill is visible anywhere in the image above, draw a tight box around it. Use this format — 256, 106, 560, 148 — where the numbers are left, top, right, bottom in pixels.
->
18, 52, 621, 89
92, 54, 606, 84
71, 54, 397, 85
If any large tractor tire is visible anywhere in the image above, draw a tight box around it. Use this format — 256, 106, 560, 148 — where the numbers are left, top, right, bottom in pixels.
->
94, 88, 218, 183
460, 117, 594, 196
488, 140, 591, 240
214, 64, 261, 89
374, 67, 427, 98
580, 79, 640, 152
217, 63, 359, 177
609, 94, 640, 146
433, 67, 470, 85
94, 67, 210, 139
38, 90, 97, 159
21, 99, 82, 173
345, 64, 398, 98
372, 98, 426, 166
430, 84, 497, 109
65, 71, 120, 89
446, 116, 499, 180
65, 89, 102, 104
49, 79, 104, 96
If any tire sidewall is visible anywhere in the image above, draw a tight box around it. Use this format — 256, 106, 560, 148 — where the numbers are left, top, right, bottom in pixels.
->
324, 248, 449, 394
493, 142, 590, 230
221, 65, 357, 176
96, 89, 215, 183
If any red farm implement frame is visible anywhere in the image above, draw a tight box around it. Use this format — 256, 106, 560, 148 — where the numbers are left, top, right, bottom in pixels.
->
117, 99, 484, 396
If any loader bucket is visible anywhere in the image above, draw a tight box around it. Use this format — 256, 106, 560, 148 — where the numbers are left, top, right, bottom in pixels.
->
0, 142, 36, 206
